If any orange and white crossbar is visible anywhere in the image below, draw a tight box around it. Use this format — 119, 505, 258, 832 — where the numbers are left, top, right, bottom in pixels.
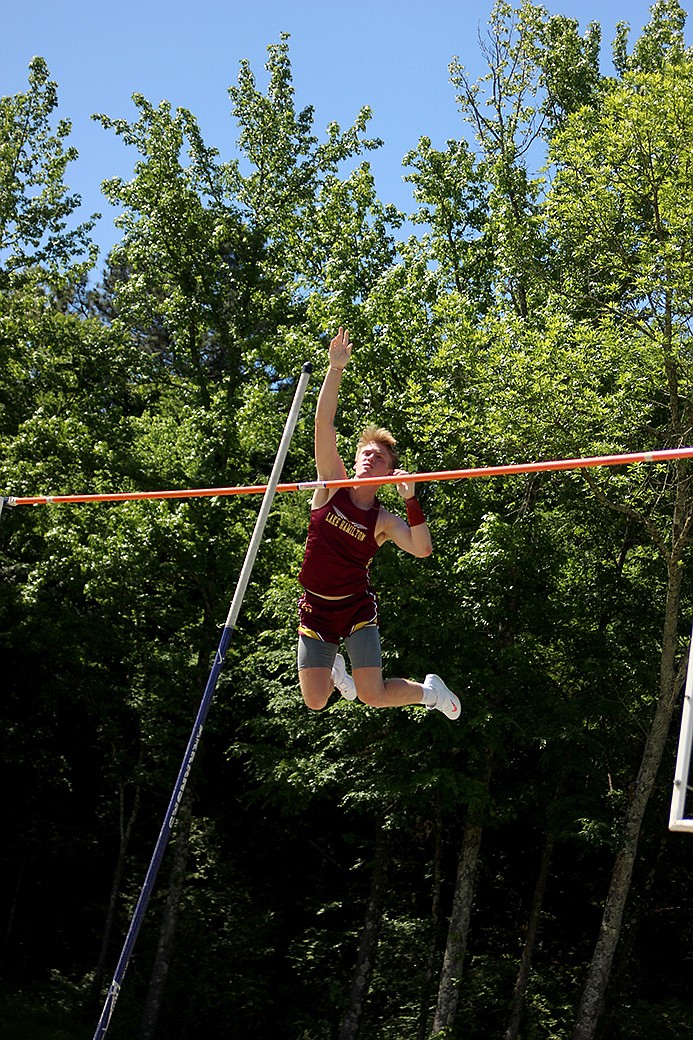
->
3, 446, 693, 510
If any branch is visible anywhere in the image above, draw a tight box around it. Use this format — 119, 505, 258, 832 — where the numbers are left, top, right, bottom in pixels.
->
581, 470, 669, 560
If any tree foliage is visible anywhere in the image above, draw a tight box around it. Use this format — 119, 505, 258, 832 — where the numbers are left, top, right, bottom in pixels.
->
2, 9, 693, 1040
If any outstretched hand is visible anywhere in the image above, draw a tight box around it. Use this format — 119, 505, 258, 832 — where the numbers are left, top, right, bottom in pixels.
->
329, 327, 352, 371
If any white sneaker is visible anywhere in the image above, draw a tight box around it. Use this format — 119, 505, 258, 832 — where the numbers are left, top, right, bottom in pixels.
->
423, 674, 461, 720
332, 653, 357, 701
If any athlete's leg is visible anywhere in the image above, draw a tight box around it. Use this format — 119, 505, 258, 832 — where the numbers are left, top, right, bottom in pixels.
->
298, 634, 338, 711
345, 627, 424, 707
299, 668, 334, 710
346, 627, 461, 717
352, 667, 426, 707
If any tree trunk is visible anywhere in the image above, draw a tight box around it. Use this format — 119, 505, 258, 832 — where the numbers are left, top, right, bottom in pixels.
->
92, 773, 142, 1006
138, 785, 194, 1040
572, 558, 685, 1040
338, 820, 391, 1040
137, 620, 219, 1038
431, 816, 484, 1034
417, 811, 445, 1040
2, 855, 25, 972
504, 833, 554, 1040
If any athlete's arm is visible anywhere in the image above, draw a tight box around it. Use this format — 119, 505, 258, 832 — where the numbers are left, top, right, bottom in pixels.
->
376, 473, 433, 557
312, 327, 351, 506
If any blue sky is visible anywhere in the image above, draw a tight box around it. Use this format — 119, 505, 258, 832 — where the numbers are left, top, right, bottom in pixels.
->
3, 0, 689, 263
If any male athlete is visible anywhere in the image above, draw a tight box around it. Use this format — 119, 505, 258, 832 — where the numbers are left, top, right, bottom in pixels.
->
297, 326, 460, 719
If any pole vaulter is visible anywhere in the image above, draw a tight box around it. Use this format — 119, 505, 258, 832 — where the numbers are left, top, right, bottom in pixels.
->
3, 446, 693, 513
91, 363, 312, 1040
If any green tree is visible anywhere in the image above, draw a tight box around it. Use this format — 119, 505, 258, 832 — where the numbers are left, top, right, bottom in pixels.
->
0, 55, 96, 289
543, 13, 693, 1040
393, 5, 693, 1038
87, 33, 406, 1038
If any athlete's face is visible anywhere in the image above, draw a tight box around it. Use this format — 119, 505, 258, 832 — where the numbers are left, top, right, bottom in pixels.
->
354, 442, 394, 479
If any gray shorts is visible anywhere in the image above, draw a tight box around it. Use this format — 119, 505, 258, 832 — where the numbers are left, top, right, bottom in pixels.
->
297, 624, 382, 671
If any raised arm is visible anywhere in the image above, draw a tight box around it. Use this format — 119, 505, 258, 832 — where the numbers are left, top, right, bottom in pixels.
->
314, 327, 352, 483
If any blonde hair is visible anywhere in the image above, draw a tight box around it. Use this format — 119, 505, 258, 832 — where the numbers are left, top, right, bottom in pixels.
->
356, 425, 399, 469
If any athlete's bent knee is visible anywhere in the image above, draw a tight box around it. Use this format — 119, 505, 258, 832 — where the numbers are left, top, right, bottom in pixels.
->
299, 669, 333, 711
303, 694, 330, 711
355, 685, 388, 708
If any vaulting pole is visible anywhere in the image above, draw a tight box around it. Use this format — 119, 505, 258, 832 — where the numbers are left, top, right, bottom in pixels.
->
92, 363, 312, 1040
4, 446, 693, 510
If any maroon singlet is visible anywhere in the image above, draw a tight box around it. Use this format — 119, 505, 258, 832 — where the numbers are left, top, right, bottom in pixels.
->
298, 487, 381, 597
